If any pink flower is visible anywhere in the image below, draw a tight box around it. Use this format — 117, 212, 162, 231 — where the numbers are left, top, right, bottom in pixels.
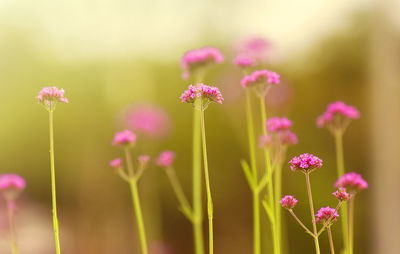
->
289, 153, 322, 173
156, 151, 176, 167
315, 207, 339, 224
334, 172, 368, 193
125, 104, 172, 139
180, 83, 224, 105
280, 195, 298, 209
258, 135, 272, 148
240, 69, 280, 88
112, 130, 136, 146
0, 174, 26, 200
266, 117, 292, 132
332, 188, 350, 201
37, 87, 68, 109
316, 101, 360, 130
138, 155, 151, 168
109, 158, 122, 171
181, 47, 224, 79
259, 131, 298, 148
234, 54, 255, 68
279, 131, 298, 146
236, 37, 270, 60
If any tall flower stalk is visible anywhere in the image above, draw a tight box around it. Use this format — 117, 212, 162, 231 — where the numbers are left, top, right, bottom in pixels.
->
37, 87, 68, 254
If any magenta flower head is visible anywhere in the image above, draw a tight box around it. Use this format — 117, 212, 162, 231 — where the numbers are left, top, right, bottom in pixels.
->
315, 207, 339, 225
280, 195, 298, 210
0, 174, 26, 200
180, 83, 223, 109
112, 130, 136, 147
316, 101, 360, 132
138, 155, 151, 168
156, 151, 176, 168
334, 172, 368, 193
289, 153, 322, 173
332, 188, 350, 201
240, 69, 280, 97
109, 158, 122, 171
181, 47, 224, 80
37, 86, 68, 111
234, 54, 255, 68
266, 117, 292, 132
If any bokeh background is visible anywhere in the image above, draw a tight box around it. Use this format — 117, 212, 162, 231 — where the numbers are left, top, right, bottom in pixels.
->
1, 0, 400, 253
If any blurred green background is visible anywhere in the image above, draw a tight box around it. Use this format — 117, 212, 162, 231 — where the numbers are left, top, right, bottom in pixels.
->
1, 0, 399, 253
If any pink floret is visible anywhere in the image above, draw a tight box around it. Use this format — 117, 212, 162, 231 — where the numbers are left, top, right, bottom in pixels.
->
289, 153, 322, 173
37, 86, 69, 106
266, 117, 292, 132
315, 207, 339, 224
334, 172, 368, 192
156, 151, 176, 167
316, 101, 360, 128
0, 174, 26, 191
332, 188, 350, 201
280, 195, 298, 209
240, 69, 280, 88
112, 130, 136, 146
109, 158, 122, 170
234, 54, 255, 68
181, 47, 224, 79
180, 83, 223, 105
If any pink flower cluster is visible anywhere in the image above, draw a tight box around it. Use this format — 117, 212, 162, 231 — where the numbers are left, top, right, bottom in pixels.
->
266, 117, 292, 132
37, 86, 69, 107
316, 101, 360, 129
259, 117, 298, 147
0, 174, 26, 191
240, 69, 280, 88
138, 155, 151, 168
112, 130, 137, 146
280, 195, 298, 209
156, 151, 176, 167
109, 158, 122, 170
332, 188, 350, 201
238, 37, 270, 57
289, 153, 322, 173
334, 172, 368, 192
234, 54, 255, 68
181, 47, 224, 79
180, 84, 224, 105
315, 207, 339, 224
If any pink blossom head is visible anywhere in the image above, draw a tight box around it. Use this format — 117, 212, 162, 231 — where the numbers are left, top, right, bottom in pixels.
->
266, 117, 292, 132
259, 131, 298, 148
234, 54, 255, 68
332, 188, 350, 201
279, 131, 298, 146
240, 69, 280, 97
109, 158, 122, 171
315, 207, 339, 225
0, 174, 26, 200
138, 155, 151, 168
334, 172, 368, 193
181, 47, 224, 80
37, 86, 68, 111
125, 104, 172, 139
280, 195, 298, 210
180, 83, 223, 108
236, 37, 270, 60
156, 151, 176, 168
258, 135, 272, 148
112, 130, 136, 147
317, 101, 360, 132
289, 153, 322, 173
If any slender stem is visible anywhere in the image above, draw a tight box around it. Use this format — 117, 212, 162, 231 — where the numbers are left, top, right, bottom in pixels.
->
165, 167, 193, 218
327, 227, 335, 254
49, 110, 62, 254
124, 148, 148, 254
348, 197, 355, 254
334, 131, 349, 253
245, 90, 261, 254
317, 201, 342, 237
200, 105, 214, 254
305, 173, 320, 254
192, 99, 205, 254
288, 209, 314, 237
7, 201, 19, 254
274, 162, 283, 249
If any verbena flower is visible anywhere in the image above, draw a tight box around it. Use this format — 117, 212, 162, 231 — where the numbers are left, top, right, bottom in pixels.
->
315, 207, 339, 224
234, 54, 255, 68
259, 131, 298, 148
240, 69, 280, 97
180, 83, 224, 106
332, 188, 350, 201
316, 101, 360, 132
0, 174, 26, 200
280, 195, 298, 209
289, 153, 322, 173
156, 151, 176, 168
236, 37, 270, 60
109, 158, 122, 171
266, 117, 292, 132
138, 155, 151, 168
112, 130, 137, 147
334, 172, 368, 193
37, 86, 68, 111
181, 47, 224, 79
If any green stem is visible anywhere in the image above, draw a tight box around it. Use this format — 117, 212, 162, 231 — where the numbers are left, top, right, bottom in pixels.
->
124, 148, 148, 254
49, 110, 62, 254
165, 167, 193, 219
305, 173, 320, 254
7, 201, 19, 254
348, 197, 355, 254
274, 162, 282, 252
288, 209, 314, 237
245, 90, 260, 254
200, 105, 214, 254
334, 131, 349, 253
327, 227, 335, 254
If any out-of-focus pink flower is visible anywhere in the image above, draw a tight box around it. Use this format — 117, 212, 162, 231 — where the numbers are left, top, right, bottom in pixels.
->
259, 131, 298, 148
109, 158, 122, 171
316, 101, 360, 130
334, 172, 368, 193
332, 188, 350, 201
315, 207, 339, 224
258, 135, 272, 148
181, 47, 224, 79
236, 37, 270, 60
266, 117, 292, 132
138, 155, 151, 168
234, 54, 255, 68
112, 130, 136, 147
279, 131, 298, 146
289, 153, 322, 173
37, 87, 68, 110
180, 84, 224, 105
0, 174, 26, 200
156, 151, 176, 168
125, 104, 172, 139
149, 241, 173, 254
240, 69, 280, 88
280, 195, 298, 209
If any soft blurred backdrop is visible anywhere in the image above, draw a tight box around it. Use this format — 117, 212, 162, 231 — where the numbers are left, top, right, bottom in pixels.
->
0, 0, 399, 253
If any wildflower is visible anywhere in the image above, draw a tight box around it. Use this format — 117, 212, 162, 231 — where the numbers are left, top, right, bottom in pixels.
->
112, 130, 136, 147
240, 69, 280, 97
289, 153, 322, 173
332, 188, 350, 201
109, 158, 122, 171
37, 86, 68, 111
315, 207, 339, 224
180, 83, 224, 106
279, 131, 298, 146
181, 47, 224, 79
266, 117, 292, 132
0, 174, 26, 201
138, 155, 151, 168
258, 135, 272, 148
234, 54, 255, 68
334, 172, 368, 193
316, 101, 360, 132
280, 195, 298, 209
156, 151, 176, 168
236, 37, 270, 60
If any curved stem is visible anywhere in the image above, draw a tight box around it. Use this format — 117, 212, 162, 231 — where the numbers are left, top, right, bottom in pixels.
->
49, 110, 62, 254
165, 167, 193, 219
327, 227, 335, 254
288, 209, 314, 237
7, 201, 19, 254
200, 106, 214, 254
305, 173, 320, 254
348, 197, 355, 254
